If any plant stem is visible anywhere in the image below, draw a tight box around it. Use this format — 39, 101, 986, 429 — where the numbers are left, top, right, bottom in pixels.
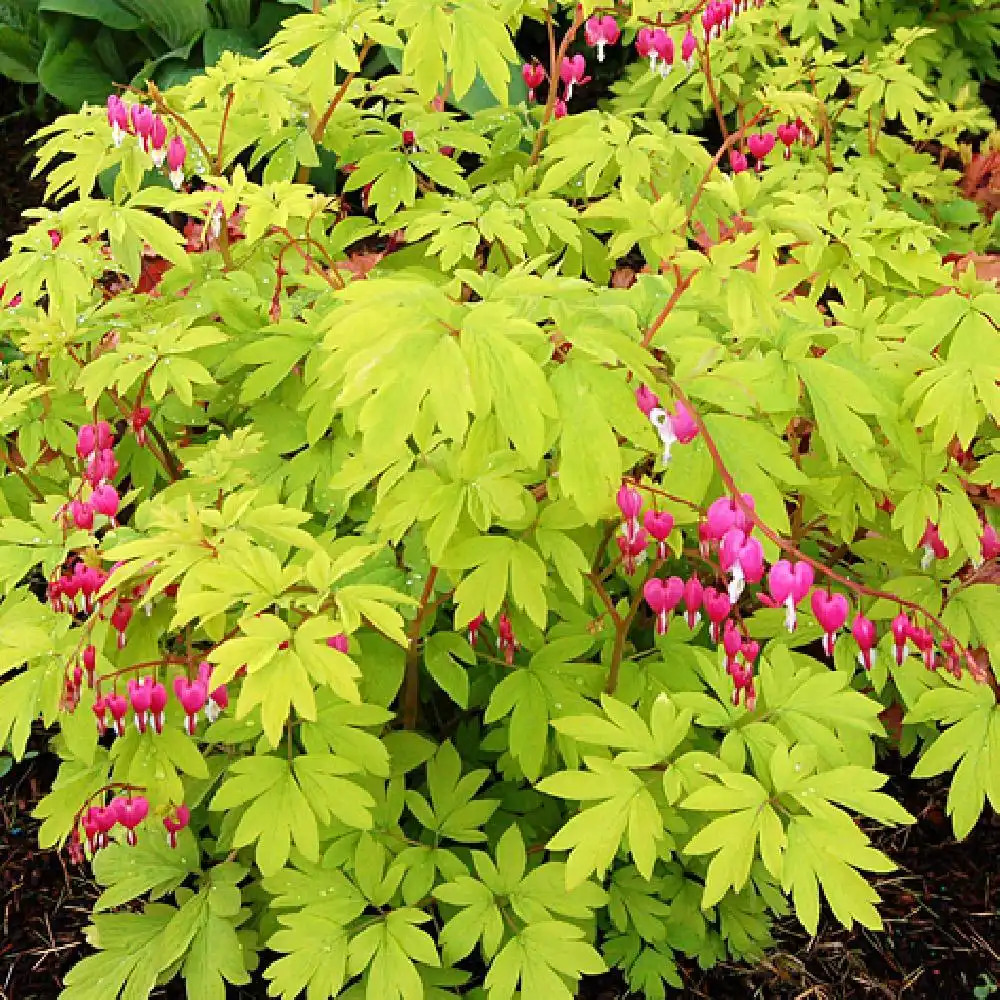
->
402, 566, 439, 730
529, 5, 586, 166
701, 44, 729, 141
643, 267, 699, 348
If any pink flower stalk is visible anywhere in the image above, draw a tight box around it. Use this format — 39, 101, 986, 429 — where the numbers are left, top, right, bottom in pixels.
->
107, 95, 129, 147
643, 509, 674, 559
852, 614, 877, 671
616, 483, 643, 542
703, 587, 731, 642
653, 31, 675, 77
810, 590, 849, 657
585, 15, 619, 62
522, 62, 546, 101
164, 804, 190, 849
149, 115, 168, 167
683, 576, 704, 630
113, 795, 149, 846
466, 613, 486, 647
981, 521, 1000, 562
644, 576, 684, 635
681, 29, 697, 69
919, 521, 949, 567
327, 632, 350, 653
560, 54, 588, 101
127, 677, 154, 733
497, 613, 519, 665
174, 676, 208, 734
107, 693, 129, 737
777, 122, 800, 159
729, 149, 749, 174
635, 384, 660, 417
167, 136, 187, 190
111, 602, 133, 648
71, 500, 94, 530
767, 559, 814, 632
747, 132, 776, 171
616, 528, 649, 575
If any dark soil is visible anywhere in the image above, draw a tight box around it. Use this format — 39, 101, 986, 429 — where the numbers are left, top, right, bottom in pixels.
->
3, 739, 999, 1000
0, 88, 46, 249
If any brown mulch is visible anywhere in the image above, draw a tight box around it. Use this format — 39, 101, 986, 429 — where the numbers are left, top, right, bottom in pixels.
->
3, 744, 999, 1000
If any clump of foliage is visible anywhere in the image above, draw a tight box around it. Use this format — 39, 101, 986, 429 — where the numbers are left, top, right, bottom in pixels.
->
0, 1, 999, 999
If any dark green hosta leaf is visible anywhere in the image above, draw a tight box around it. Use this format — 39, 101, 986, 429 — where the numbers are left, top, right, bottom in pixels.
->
0, 25, 40, 81
38, 30, 114, 108
203, 25, 256, 65
38, 0, 141, 29
118, 0, 209, 48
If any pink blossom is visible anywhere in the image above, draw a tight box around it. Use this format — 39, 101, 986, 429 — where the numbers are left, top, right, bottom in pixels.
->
811, 591, 849, 657
585, 15, 620, 62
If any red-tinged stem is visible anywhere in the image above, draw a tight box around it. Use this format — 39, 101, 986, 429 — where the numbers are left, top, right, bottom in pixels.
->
216, 89, 235, 175
402, 566, 440, 730
95, 657, 187, 690
683, 108, 770, 231
643, 268, 699, 348
661, 375, 979, 673
701, 43, 729, 141
529, 5, 586, 166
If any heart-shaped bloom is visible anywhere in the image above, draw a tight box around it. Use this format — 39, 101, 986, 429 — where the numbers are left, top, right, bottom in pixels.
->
852, 614, 877, 671
127, 676, 154, 733
747, 132, 776, 170
729, 149, 749, 174
644, 576, 684, 635
174, 676, 208, 735
683, 576, 704, 630
702, 587, 731, 642
890, 612, 910, 666
777, 121, 800, 159
585, 15, 619, 62
522, 62, 546, 101
681, 29, 697, 68
167, 136, 187, 190
164, 803, 191, 849
559, 54, 588, 101
643, 510, 674, 559
113, 795, 149, 846
107, 693, 129, 736
635, 384, 660, 417
811, 590, 849, 657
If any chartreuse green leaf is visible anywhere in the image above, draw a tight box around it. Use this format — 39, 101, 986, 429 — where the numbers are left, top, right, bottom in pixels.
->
406, 741, 498, 844
61, 864, 249, 1000
906, 679, 1000, 838
484, 920, 605, 1000
210, 754, 374, 875
423, 631, 475, 708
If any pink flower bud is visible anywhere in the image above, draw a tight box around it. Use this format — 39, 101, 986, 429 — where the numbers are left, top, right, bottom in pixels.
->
981, 521, 1000, 562
466, 614, 485, 647
76, 424, 97, 460
107, 693, 129, 736
167, 137, 187, 189
164, 803, 190, 848
326, 633, 349, 654
891, 612, 910, 666
636, 384, 660, 417
111, 602, 133, 647
554, 99, 568, 119
729, 149, 749, 174
852, 614, 877, 671
71, 500, 95, 530
669, 401, 698, 444
616, 483, 642, 520
681, 29, 697, 67
643, 510, 674, 559
522, 62, 546, 100
777, 122, 800, 159
703, 587, 731, 642
91, 484, 120, 519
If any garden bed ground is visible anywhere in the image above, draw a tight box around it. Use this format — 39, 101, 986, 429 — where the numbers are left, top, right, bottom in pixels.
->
3, 740, 999, 999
